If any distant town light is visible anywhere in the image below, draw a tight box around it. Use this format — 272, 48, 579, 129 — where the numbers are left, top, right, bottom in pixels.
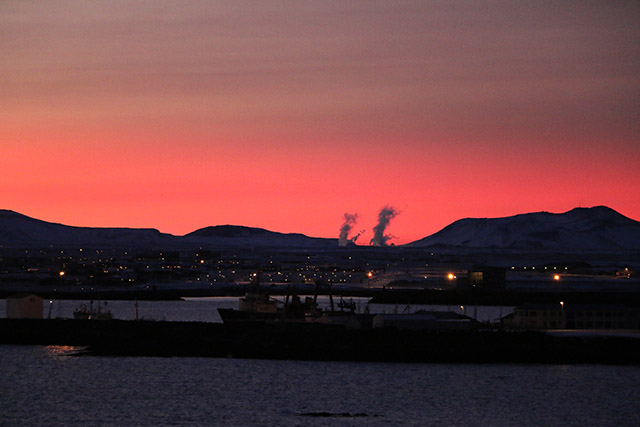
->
553, 274, 560, 281
447, 273, 456, 280
59, 271, 65, 277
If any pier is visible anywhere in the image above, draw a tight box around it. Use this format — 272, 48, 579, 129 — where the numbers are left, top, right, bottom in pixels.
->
1, 318, 638, 364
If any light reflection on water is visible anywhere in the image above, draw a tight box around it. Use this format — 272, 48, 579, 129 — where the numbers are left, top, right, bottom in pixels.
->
45, 345, 85, 357
1, 345, 639, 427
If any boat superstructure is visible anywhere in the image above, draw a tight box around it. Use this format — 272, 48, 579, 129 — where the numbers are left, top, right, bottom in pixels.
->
73, 300, 113, 320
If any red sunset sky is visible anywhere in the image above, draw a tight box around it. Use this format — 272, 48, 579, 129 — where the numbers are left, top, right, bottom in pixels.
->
2, 1, 639, 244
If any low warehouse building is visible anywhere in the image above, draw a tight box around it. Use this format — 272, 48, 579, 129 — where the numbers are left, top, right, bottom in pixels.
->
6, 294, 43, 319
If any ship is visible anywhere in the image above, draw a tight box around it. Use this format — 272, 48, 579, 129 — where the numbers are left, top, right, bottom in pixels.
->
218, 270, 321, 323
217, 290, 320, 323
73, 300, 113, 320
217, 272, 372, 328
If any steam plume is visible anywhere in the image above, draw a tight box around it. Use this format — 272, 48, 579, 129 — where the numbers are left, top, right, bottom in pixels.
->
370, 206, 399, 246
338, 213, 358, 246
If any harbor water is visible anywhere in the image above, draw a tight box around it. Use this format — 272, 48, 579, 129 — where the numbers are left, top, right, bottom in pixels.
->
1, 345, 639, 426
0, 296, 513, 324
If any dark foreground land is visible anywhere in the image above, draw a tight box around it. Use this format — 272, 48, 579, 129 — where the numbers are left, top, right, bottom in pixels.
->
1, 319, 639, 364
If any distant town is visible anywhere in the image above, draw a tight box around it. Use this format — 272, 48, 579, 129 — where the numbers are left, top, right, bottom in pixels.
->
1, 244, 637, 300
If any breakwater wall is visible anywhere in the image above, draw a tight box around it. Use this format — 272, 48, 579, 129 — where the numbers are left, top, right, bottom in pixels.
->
1, 319, 638, 364
368, 289, 640, 306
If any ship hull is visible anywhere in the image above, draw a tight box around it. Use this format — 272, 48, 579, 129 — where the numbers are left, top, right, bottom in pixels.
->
217, 308, 282, 323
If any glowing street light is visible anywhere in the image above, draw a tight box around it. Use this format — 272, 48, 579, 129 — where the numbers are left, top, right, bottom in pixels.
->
553, 274, 560, 281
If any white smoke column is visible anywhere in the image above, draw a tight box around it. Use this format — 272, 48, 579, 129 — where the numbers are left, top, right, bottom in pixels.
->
370, 206, 399, 246
338, 213, 358, 246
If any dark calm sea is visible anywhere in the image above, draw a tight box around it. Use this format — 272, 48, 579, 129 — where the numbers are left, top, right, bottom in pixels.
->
1, 345, 639, 427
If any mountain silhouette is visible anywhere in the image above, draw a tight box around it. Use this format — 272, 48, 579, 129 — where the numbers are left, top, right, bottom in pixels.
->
407, 206, 640, 251
1, 206, 639, 251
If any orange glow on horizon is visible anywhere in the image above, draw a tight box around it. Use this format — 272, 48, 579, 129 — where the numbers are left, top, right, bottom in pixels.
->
3, 125, 638, 245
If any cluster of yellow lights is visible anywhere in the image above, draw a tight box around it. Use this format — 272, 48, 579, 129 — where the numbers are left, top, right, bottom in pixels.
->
447, 273, 456, 280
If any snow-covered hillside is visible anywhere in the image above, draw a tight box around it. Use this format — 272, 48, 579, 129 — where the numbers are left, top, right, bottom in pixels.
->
185, 225, 337, 249
407, 206, 640, 251
0, 210, 336, 249
0, 210, 177, 248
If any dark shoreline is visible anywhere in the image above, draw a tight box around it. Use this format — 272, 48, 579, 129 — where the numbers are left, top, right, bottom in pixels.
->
1, 318, 638, 364
3, 288, 640, 306
367, 289, 640, 306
